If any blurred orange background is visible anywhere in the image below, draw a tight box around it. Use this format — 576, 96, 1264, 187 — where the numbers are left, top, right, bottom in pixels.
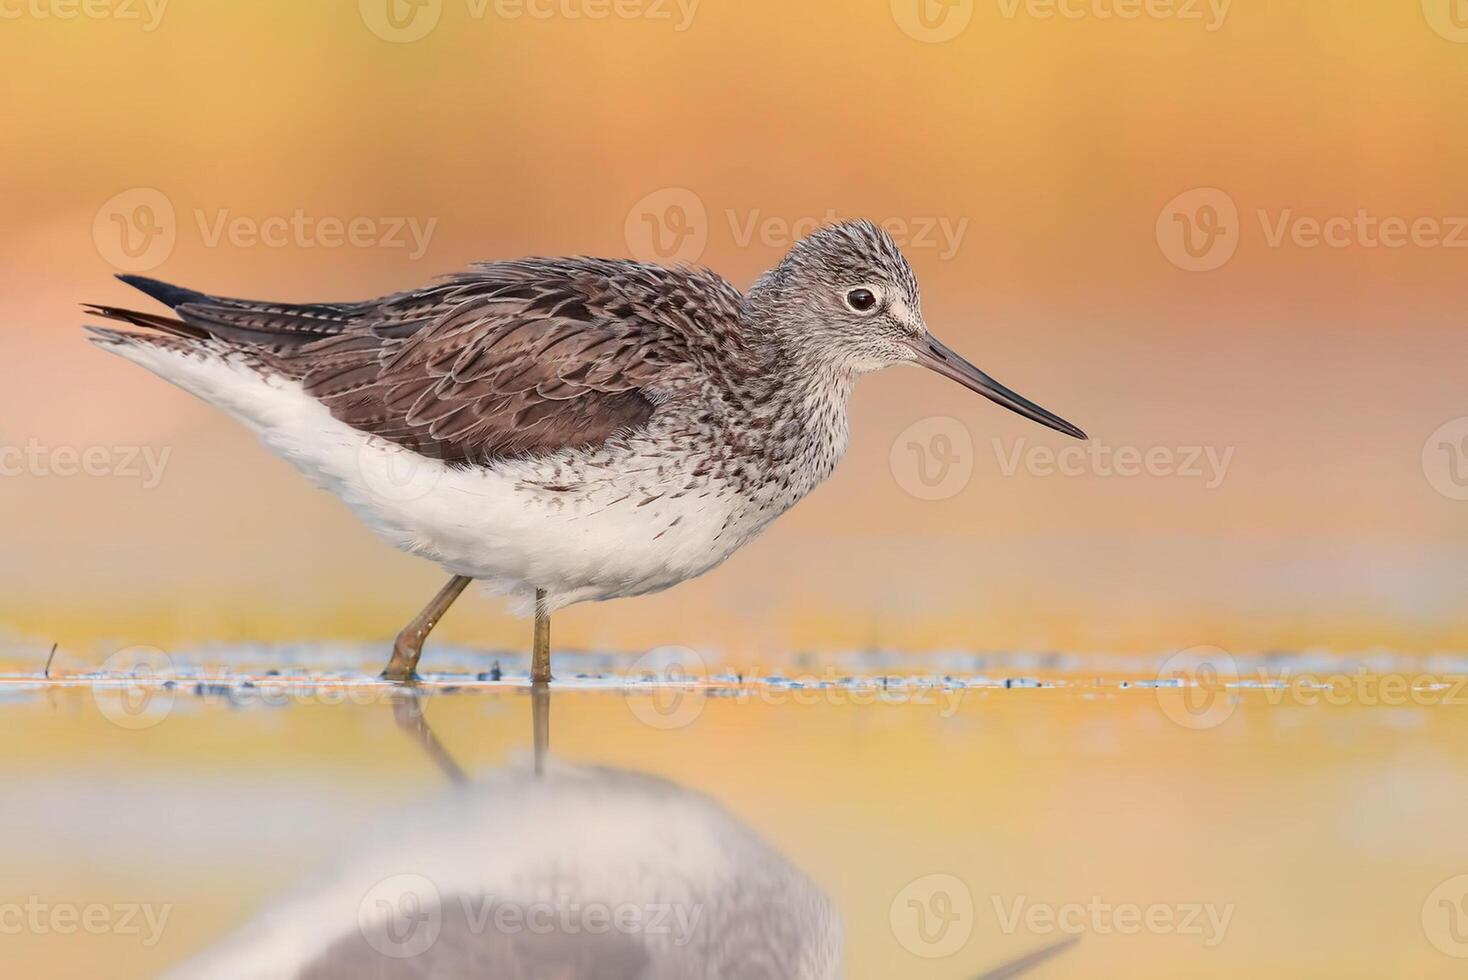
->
3, 0, 1466, 659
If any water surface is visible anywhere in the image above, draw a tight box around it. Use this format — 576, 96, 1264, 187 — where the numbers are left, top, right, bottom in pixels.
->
2, 647, 1466, 977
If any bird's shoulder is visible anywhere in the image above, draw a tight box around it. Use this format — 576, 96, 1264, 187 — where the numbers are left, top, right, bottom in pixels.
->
379, 255, 744, 342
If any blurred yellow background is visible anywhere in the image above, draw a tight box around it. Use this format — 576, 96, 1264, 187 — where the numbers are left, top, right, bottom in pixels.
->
3, 0, 1466, 659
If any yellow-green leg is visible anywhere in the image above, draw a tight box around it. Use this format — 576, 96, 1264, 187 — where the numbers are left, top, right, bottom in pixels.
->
532, 588, 552, 685
381, 575, 472, 683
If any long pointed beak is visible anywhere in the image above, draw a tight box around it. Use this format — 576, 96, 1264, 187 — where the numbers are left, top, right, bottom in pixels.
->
912, 335, 1087, 440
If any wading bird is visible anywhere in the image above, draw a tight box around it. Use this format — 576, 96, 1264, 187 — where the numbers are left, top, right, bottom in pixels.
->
87, 221, 1085, 682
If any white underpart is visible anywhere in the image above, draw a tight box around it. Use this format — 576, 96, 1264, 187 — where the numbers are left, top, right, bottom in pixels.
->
100, 340, 792, 613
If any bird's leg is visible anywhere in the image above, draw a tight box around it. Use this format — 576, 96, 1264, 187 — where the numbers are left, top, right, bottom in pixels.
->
381, 575, 472, 683
531, 588, 552, 685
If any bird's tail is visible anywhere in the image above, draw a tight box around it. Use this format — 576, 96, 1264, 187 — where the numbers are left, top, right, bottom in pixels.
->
82, 303, 213, 362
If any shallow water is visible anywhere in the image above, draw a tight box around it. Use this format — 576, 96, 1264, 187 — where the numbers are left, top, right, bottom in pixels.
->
3, 647, 1468, 978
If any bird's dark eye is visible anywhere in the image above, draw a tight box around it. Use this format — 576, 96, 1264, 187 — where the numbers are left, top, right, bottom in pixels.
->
845, 288, 878, 312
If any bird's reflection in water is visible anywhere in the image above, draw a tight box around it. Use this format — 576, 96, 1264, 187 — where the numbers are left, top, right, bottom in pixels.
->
169, 688, 844, 979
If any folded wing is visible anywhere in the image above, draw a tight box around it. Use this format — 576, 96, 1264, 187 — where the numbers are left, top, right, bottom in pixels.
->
103, 260, 742, 465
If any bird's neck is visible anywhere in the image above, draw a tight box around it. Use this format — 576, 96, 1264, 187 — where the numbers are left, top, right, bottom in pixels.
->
728, 315, 855, 488
738, 303, 860, 402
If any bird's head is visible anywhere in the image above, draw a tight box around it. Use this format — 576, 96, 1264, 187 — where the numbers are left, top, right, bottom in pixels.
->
747, 219, 1086, 440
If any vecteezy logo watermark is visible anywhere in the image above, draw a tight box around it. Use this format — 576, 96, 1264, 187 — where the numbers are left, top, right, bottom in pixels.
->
1422, 0, 1468, 43
891, 417, 975, 501
890, 0, 974, 43
360, 0, 443, 42
991, 895, 1234, 947
360, 0, 698, 41
1424, 873, 1468, 957
625, 188, 710, 266
995, 0, 1231, 30
359, 874, 442, 958
623, 645, 709, 730
1156, 188, 1240, 272
891, 874, 974, 958
356, 437, 446, 505
1154, 645, 1239, 731
1423, 417, 1468, 501
992, 438, 1234, 489
94, 188, 177, 274
93, 188, 439, 273
0, 898, 172, 946
91, 646, 177, 730
1159, 187, 1468, 272
0, 0, 169, 30
0, 439, 171, 488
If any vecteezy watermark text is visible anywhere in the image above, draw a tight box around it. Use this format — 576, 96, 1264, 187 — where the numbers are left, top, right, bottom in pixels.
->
995, 0, 1230, 30
0, 897, 171, 947
891, 0, 1230, 43
0, 0, 168, 30
1257, 209, 1468, 250
1257, 671, 1468, 709
624, 189, 972, 266
992, 438, 1234, 488
727, 209, 969, 260
621, 647, 969, 731
358, 874, 703, 959
459, 896, 701, 944
478, 0, 699, 29
194, 209, 437, 260
359, 0, 699, 43
1152, 646, 1468, 732
1, 440, 170, 488
991, 895, 1234, 947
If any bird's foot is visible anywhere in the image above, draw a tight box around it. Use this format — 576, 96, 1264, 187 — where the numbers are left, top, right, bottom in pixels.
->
380, 666, 420, 685
381, 640, 425, 684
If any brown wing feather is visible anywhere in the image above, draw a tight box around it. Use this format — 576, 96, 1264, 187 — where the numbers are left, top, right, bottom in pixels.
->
270, 259, 741, 465
173, 300, 364, 346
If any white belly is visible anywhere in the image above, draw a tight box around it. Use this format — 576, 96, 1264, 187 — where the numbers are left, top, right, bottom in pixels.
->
334, 443, 757, 611
103, 341, 781, 612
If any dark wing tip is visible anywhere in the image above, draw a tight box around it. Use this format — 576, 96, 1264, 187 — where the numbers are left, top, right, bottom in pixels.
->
115, 274, 208, 310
